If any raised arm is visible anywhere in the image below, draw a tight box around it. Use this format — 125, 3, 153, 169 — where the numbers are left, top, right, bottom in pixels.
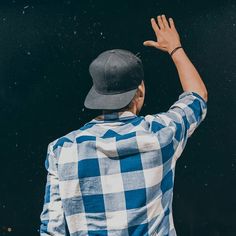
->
143, 14, 208, 102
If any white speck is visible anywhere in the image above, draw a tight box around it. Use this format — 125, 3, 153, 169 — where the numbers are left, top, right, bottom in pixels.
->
16, 143, 18, 148
204, 183, 208, 187
27, 51, 31, 55
184, 165, 187, 169
233, 23, 236, 27
73, 59, 80, 64
3, 17, 7, 22
73, 16, 77, 21
82, 108, 85, 112
24, 5, 29, 9
15, 132, 18, 135
22, 10, 25, 14
100, 32, 106, 39
2, 205, 6, 208
73, 30, 77, 35
14, 81, 17, 85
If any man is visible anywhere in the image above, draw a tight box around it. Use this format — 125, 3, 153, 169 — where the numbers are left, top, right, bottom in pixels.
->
40, 15, 208, 236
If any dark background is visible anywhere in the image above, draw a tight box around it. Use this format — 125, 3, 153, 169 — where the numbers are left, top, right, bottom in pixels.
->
1, 0, 235, 235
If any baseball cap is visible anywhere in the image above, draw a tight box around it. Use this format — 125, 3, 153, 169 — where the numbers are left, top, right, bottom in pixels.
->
84, 49, 144, 110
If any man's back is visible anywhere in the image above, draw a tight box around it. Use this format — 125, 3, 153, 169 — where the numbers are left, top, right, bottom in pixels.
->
40, 91, 207, 236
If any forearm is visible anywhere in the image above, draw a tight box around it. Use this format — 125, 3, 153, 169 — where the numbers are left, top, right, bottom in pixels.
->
171, 48, 208, 102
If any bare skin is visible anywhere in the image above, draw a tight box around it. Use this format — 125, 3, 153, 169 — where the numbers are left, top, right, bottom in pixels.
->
127, 80, 145, 115
143, 14, 208, 102
103, 14, 208, 116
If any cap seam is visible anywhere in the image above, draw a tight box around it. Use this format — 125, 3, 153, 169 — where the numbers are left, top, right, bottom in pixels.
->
104, 54, 114, 85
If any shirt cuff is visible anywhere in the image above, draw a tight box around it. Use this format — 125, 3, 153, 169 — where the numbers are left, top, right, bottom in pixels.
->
178, 91, 207, 108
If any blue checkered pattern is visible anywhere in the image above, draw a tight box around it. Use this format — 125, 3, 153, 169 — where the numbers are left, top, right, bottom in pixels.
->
40, 91, 207, 236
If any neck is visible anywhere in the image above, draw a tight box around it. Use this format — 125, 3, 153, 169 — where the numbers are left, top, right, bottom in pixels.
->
102, 106, 138, 115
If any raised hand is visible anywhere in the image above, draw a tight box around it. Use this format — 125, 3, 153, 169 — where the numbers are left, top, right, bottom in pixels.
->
143, 15, 181, 54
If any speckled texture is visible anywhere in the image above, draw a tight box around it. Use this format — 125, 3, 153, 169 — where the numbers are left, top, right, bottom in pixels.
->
0, 0, 235, 235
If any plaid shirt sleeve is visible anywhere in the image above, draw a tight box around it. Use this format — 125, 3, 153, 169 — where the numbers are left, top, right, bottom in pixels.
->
40, 141, 66, 235
152, 91, 207, 160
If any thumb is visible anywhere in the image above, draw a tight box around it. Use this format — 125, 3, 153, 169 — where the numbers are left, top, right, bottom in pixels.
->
143, 40, 161, 48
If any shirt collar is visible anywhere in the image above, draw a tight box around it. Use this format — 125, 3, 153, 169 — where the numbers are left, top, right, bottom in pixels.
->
91, 111, 137, 123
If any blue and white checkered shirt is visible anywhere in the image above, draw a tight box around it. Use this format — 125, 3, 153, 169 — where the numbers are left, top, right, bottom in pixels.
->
40, 91, 207, 236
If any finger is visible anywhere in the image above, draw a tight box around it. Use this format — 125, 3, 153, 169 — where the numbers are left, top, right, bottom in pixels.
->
143, 40, 161, 48
143, 40, 156, 47
143, 40, 167, 51
157, 15, 164, 29
150, 18, 160, 35
161, 14, 170, 28
169, 17, 175, 29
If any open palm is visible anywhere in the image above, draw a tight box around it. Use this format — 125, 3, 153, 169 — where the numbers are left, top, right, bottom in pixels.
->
143, 15, 181, 54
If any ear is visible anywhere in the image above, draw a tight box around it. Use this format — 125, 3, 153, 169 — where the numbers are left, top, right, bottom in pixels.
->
138, 80, 145, 98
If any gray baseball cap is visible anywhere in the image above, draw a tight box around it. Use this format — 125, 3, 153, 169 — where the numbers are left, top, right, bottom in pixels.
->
84, 49, 144, 110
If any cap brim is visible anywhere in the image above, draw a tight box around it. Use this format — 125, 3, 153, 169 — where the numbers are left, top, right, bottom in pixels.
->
84, 85, 137, 110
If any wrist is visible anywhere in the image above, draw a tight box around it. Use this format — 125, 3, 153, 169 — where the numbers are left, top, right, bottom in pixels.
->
171, 47, 186, 63
169, 46, 183, 57
168, 44, 182, 54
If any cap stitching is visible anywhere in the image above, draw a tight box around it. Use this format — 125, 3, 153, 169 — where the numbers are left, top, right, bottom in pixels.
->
104, 53, 114, 85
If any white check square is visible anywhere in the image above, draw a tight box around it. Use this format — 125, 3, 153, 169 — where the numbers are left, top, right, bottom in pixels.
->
136, 133, 160, 152
66, 213, 87, 232
58, 144, 78, 164
96, 137, 118, 158
106, 210, 128, 230
143, 165, 163, 188
59, 179, 81, 199
101, 173, 124, 194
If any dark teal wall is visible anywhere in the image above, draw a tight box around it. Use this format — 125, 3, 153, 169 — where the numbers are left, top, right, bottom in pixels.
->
1, 0, 235, 235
